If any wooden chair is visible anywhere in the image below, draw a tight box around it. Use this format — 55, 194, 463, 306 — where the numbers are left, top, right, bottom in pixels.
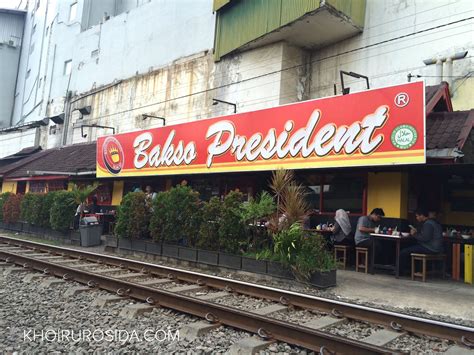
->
355, 247, 369, 273
334, 245, 351, 270
411, 253, 446, 282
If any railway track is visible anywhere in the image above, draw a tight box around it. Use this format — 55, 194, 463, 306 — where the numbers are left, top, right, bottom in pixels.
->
0, 235, 473, 354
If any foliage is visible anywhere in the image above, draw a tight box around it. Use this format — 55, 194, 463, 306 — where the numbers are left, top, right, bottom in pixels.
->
218, 190, 246, 254
281, 183, 309, 227
115, 192, 150, 239
0, 192, 12, 222
197, 196, 222, 250
270, 169, 294, 214
273, 222, 303, 265
240, 191, 276, 252
272, 222, 335, 279
150, 184, 202, 245
3, 193, 23, 224
49, 191, 76, 231
20, 193, 38, 224
70, 183, 99, 205
240, 191, 275, 224
293, 234, 336, 279
39, 192, 56, 228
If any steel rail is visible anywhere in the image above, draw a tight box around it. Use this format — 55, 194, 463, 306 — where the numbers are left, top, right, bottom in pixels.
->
1, 236, 473, 344
0, 249, 395, 355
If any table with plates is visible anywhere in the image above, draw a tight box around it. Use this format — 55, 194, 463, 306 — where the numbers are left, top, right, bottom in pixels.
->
369, 233, 414, 278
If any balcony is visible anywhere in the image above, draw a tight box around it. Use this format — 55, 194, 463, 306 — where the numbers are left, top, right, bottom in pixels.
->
213, 0, 366, 60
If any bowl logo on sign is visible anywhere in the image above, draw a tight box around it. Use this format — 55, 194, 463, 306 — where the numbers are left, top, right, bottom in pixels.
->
391, 124, 418, 150
102, 137, 124, 174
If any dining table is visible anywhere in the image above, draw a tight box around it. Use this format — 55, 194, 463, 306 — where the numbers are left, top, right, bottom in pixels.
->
369, 233, 414, 278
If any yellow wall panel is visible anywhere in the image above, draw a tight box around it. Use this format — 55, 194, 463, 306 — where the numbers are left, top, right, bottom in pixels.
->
367, 172, 407, 218
111, 181, 124, 206
1, 181, 17, 194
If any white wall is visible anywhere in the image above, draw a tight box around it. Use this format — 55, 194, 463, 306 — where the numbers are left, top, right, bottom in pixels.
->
309, 0, 474, 101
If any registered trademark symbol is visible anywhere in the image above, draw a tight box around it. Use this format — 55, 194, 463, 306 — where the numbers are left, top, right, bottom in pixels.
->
394, 92, 409, 107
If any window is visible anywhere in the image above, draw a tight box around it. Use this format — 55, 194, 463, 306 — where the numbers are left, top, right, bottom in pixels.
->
48, 181, 67, 192
64, 60, 72, 75
301, 173, 365, 215
69, 2, 77, 22
29, 181, 47, 193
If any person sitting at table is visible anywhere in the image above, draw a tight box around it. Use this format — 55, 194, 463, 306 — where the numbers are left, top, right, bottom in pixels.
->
331, 209, 353, 245
399, 208, 444, 275
89, 195, 99, 214
354, 208, 385, 248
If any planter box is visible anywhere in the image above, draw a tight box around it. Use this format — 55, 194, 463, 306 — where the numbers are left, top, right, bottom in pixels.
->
267, 261, 293, 279
241, 257, 267, 274
131, 239, 147, 252
118, 238, 132, 250
145, 241, 161, 255
178, 246, 197, 262
31, 225, 44, 236
22, 223, 32, 233
218, 252, 241, 270
197, 249, 219, 266
162, 244, 179, 258
106, 235, 118, 248
309, 269, 337, 289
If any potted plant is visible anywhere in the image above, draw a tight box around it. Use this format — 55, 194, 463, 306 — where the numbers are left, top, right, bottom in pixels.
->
196, 197, 221, 265
115, 191, 150, 250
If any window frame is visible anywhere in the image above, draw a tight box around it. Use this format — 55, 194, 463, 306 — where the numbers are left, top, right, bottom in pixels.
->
69, 2, 77, 22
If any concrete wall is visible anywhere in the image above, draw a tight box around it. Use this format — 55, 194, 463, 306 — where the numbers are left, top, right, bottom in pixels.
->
309, 0, 474, 106
0, 10, 25, 128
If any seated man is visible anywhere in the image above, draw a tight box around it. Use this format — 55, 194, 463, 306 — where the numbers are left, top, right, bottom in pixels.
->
354, 208, 385, 248
399, 208, 444, 274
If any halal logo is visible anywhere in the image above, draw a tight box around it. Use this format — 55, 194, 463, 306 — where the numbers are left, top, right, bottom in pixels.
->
102, 137, 124, 174
391, 124, 418, 150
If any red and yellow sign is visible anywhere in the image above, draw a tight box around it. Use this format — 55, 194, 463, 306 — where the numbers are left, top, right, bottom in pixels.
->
97, 82, 425, 178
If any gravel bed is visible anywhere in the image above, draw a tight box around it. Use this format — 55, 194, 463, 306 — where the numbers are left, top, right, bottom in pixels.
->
386, 334, 454, 353
212, 293, 274, 311
325, 320, 383, 340
0, 271, 312, 353
4, 232, 474, 329
270, 308, 326, 325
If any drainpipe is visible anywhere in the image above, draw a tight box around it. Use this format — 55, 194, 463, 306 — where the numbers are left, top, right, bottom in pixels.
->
444, 57, 453, 89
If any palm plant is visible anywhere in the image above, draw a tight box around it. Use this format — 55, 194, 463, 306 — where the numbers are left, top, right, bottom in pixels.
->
281, 182, 309, 226
269, 169, 294, 215
70, 183, 99, 206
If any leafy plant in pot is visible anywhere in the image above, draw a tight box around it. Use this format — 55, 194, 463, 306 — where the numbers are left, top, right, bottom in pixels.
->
71, 183, 101, 246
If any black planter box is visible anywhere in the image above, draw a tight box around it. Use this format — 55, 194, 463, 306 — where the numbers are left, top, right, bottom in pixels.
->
22, 223, 32, 233
309, 269, 337, 288
267, 261, 293, 279
118, 238, 132, 250
218, 252, 241, 270
162, 244, 179, 258
106, 235, 118, 247
145, 242, 161, 255
131, 239, 147, 252
241, 257, 267, 274
178, 246, 197, 262
31, 225, 45, 236
197, 249, 219, 266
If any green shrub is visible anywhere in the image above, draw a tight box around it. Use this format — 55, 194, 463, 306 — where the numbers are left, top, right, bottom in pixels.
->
115, 192, 150, 239
3, 194, 23, 224
197, 196, 222, 250
273, 222, 303, 265
39, 192, 56, 228
20, 193, 38, 224
218, 190, 246, 254
294, 234, 336, 279
0, 192, 12, 222
49, 191, 75, 231
150, 184, 202, 246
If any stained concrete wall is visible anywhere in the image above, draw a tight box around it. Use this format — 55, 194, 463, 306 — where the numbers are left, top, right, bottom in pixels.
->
309, 0, 474, 104
0, 10, 25, 128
